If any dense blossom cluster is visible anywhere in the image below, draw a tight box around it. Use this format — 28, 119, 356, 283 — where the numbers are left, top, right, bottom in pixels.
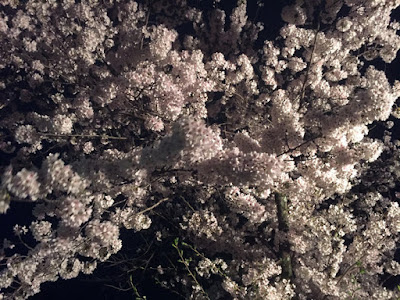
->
1, 0, 400, 299
2, 167, 40, 203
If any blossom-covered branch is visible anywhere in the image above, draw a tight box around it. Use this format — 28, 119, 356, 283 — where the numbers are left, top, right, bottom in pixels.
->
0, 0, 400, 299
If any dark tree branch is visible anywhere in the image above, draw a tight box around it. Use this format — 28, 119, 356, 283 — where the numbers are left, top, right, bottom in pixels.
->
275, 192, 293, 279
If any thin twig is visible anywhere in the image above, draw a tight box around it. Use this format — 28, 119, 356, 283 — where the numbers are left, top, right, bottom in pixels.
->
336, 236, 387, 285
172, 239, 211, 300
178, 195, 196, 212
39, 133, 127, 140
277, 133, 322, 157
137, 197, 169, 215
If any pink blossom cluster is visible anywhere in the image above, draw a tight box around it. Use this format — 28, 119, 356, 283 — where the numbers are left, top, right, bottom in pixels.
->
2, 167, 40, 203
224, 185, 266, 224
197, 147, 294, 189
0, 0, 400, 299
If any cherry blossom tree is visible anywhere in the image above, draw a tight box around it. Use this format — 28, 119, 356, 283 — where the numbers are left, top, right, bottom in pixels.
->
1, 0, 400, 299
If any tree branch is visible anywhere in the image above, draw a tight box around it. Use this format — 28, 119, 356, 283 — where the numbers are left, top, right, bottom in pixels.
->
274, 192, 293, 279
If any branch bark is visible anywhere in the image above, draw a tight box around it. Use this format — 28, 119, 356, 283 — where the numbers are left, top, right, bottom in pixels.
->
274, 192, 293, 279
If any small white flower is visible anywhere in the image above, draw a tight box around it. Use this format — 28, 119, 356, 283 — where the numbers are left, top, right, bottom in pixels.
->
336, 17, 352, 32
